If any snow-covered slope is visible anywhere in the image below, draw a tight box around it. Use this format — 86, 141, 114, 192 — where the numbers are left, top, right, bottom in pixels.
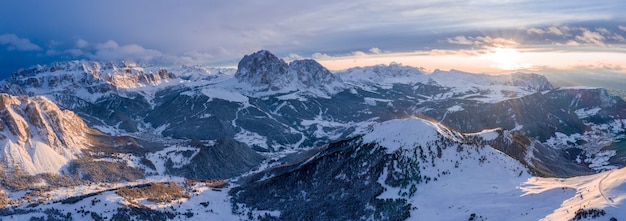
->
232, 117, 626, 220
0, 94, 97, 174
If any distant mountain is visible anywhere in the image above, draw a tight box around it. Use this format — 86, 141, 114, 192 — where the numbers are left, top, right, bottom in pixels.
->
234, 50, 343, 96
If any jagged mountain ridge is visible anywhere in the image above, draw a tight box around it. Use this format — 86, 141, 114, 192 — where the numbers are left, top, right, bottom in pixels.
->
9, 60, 177, 90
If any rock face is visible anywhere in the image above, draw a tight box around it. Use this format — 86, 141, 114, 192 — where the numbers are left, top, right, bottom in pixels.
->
235, 50, 290, 91
0, 94, 97, 174
287, 59, 343, 93
234, 50, 342, 93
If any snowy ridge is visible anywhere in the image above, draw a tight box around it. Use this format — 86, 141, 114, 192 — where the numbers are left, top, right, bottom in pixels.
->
338, 65, 553, 103
339, 63, 426, 89
361, 117, 625, 220
362, 117, 465, 153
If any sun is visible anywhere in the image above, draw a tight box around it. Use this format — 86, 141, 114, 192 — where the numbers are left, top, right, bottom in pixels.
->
482, 47, 528, 71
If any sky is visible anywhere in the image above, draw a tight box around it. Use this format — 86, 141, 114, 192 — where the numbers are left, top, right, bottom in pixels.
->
1, 0, 625, 86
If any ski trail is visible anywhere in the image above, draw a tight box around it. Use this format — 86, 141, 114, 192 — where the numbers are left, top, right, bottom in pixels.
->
598, 170, 614, 205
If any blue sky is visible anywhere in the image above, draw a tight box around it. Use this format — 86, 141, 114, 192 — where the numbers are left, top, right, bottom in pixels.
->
1, 0, 625, 80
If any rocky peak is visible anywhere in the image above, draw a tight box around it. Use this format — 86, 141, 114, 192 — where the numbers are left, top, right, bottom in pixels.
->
235, 50, 289, 91
234, 50, 342, 94
288, 59, 341, 89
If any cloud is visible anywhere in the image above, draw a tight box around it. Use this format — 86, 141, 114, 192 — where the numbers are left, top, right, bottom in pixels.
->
527, 28, 545, 35
446, 35, 518, 49
575, 29, 605, 46
312, 52, 332, 60
369, 47, 382, 54
595, 28, 611, 35
547, 26, 565, 36
447, 36, 474, 45
65, 48, 85, 56
62, 39, 164, 62
283, 53, 304, 62
611, 34, 626, 42
565, 40, 580, 46
523, 25, 626, 46
477, 36, 519, 48
96, 40, 120, 50
526, 26, 566, 36
76, 39, 89, 48
619, 25, 626, 32
0, 34, 42, 51
352, 51, 368, 57
92, 43, 162, 61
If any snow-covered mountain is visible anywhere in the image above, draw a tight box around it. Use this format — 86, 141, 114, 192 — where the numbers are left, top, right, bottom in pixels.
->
0, 94, 95, 174
0, 50, 625, 220
232, 117, 625, 220
5, 60, 177, 93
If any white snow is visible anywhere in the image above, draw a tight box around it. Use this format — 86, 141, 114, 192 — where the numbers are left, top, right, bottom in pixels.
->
466, 128, 501, 141
543, 120, 624, 173
363, 97, 392, 106
6, 177, 245, 221
235, 129, 269, 150
365, 117, 626, 220
200, 87, 249, 103
362, 118, 462, 154
575, 107, 601, 119
276, 92, 308, 101
559, 86, 600, 90
145, 146, 200, 174
446, 105, 464, 112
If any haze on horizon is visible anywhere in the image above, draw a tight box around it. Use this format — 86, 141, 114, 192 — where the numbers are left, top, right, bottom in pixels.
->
1, 0, 625, 88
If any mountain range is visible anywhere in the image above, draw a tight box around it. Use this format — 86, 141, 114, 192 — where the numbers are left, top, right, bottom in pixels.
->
0, 50, 625, 220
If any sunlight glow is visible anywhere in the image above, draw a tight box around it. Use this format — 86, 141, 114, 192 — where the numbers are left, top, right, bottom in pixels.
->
481, 47, 532, 71
316, 47, 626, 75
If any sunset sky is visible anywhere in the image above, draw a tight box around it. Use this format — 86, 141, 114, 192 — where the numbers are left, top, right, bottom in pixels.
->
1, 0, 625, 83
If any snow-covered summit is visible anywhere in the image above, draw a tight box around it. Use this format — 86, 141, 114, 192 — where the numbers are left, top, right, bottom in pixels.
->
362, 117, 465, 153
